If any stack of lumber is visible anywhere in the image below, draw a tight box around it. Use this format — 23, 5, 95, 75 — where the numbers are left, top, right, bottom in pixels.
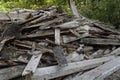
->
0, 1, 120, 80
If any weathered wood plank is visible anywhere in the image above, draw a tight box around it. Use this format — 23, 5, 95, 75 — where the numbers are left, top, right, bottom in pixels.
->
20, 31, 69, 39
53, 46, 68, 67
110, 47, 120, 55
0, 56, 115, 80
0, 12, 30, 21
89, 49, 104, 59
72, 57, 120, 80
94, 22, 120, 35
63, 33, 89, 43
66, 51, 84, 62
67, 45, 85, 62
70, 29, 81, 37
32, 56, 115, 80
12, 40, 53, 53
68, 0, 80, 18
30, 9, 57, 24
0, 66, 25, 80
55, 28, 60, 45
54, 28, 68, 66
23, 17, 65, 30
57, 20, 80, 29
80, 38, 120, 45
22, 51, 42, 76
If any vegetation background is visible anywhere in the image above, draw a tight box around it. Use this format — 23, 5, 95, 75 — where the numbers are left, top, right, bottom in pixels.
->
0, 0, 120, 27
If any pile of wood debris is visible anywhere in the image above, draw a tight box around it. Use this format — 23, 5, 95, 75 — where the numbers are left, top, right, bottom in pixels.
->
0, 1, 120, 80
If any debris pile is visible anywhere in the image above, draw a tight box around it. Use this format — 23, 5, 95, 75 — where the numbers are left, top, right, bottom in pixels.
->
0, 4, 120, 80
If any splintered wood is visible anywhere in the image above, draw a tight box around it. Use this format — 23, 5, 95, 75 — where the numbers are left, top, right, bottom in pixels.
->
0, 4, 120, 80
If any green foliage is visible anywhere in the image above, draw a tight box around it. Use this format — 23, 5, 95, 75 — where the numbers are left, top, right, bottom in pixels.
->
76, 0, 120, 26
0, 0, 119, 26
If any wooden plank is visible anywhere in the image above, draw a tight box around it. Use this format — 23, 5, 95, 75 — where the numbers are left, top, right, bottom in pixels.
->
0, 66, 25, 80
8, 13, 30, 20
32, 56, 115, 80
70, 29, 81, 37
68, 0, 80, 18
53, 46, 68, 67
12, 40, 53, 53
54, 28, 68, 66
72, 57, 120, 80
20, 31, 69, 39
40, 16, 65, 30
0, 13, 10, 20
22, 51, 42, 76
94, 22, 120, 35
57, 20, 80, 29
0, 56, 115, 80
103, 49, 111, 55
30, 9, 57, 24
23, 17, 65, 30
66, 51, 84, 62
110, 47, 120, 55
67, 45, 84, 62
55, 28, 60, 45
89, 49, 104, 59
0, 12, 29, 21
80, 38, 120, 45
63, 33, 89, 43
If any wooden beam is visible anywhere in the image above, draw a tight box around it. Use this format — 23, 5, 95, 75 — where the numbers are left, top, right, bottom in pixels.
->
53, 46, 68, 67
55, 28, 61, 45
0, 66, 25, 80
110, 47, 120, 55
22, 51, 42, 76
72, 57, 120, 80
68, 0, 80, 18
89, 49, 104, 59
0, 12, 30, 21
80, 38, 120, 45
20, 31, 69, 39
57, 20, 80, 29
63, 33, 89, 43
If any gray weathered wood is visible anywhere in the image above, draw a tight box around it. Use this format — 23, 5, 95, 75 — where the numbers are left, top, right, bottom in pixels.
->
0, 56, 115, 80
89, 49, 104, 59
80, 38, 120, 45
20, 31, 69, 39
54, 28, 68, 66
68, 0, 80, 18
32, 56, 115, 80
70, 29, 81, 37
22, 51, 42, 76
94, 22, 120, 35
72, 57, 120, 80
0, 66, 25, 80
30, 9, 57, 24
63, 33, 89, 43
0, 12, 29, 20
103, 49, 111, 55
67, 46, 84, 62
110, 47, 120, 55
55, 28, 60, 45
66, 51, 84, 62
57, 20, 80, 29
53, 46, 68, 67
